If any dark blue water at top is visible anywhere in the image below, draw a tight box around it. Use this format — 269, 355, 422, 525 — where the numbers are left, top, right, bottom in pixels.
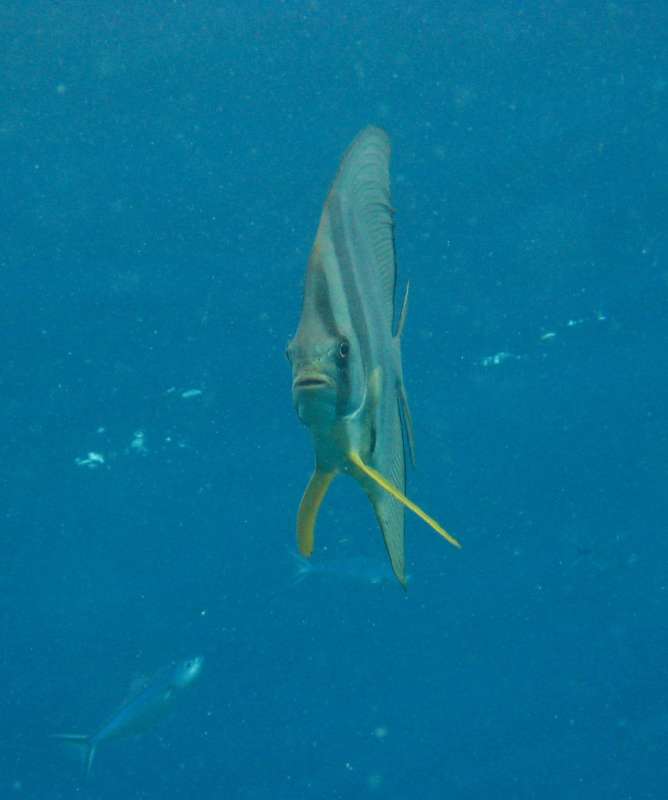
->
1, 2, 666, 798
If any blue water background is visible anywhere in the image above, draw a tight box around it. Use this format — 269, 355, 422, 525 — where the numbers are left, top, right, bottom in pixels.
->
2, 2, 667, 798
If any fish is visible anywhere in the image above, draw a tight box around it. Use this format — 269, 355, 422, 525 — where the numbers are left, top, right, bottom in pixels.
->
52, 656, 203, 776
289, 549, 399, 587
286, 125, 461, 588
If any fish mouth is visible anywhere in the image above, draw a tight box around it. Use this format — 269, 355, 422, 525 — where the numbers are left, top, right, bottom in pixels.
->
293, 374, 333, 391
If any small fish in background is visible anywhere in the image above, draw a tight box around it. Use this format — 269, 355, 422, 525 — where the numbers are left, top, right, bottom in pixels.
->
286, 125, 461, 588
289, 549, 401, 587
52, 656, 203, 776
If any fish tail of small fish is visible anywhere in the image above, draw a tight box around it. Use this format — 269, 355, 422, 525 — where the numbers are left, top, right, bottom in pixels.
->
285, 546, 313, 582
51, 733, 97, 777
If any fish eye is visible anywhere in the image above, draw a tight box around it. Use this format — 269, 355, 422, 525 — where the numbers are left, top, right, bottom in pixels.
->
338, 340, 350, 359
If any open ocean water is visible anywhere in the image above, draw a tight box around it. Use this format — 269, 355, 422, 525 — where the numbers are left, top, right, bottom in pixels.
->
2, 2, 666, 798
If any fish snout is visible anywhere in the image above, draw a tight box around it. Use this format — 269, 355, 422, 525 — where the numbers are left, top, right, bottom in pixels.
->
292, 369, 338, 427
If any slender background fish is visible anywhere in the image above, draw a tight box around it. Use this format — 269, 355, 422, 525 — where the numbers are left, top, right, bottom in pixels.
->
52, 656, 203, 776
287, 126, 460, 588
289, 549, 399, 587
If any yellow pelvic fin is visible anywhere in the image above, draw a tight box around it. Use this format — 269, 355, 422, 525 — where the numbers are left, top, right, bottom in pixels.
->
348, 451, 461, 549
297, 469, 337, 557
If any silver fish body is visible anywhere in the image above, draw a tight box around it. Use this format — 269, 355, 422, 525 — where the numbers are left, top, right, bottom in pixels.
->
53, 656, 203, 775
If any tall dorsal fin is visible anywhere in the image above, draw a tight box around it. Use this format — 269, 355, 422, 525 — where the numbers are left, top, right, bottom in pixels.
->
326, 126, 397, 325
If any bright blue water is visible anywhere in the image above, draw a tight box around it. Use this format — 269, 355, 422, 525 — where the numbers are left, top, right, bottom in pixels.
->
2, 3, 666, 798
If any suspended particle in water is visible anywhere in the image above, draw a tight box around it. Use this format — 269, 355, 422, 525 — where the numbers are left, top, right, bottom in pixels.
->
367, 772, 383, 791
74, 451, 105, 469
130, 430, 148, 454
479, 351, 521, 367
372, 726, 388, 740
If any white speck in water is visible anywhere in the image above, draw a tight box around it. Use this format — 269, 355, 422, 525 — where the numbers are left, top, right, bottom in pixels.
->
130, 430, 147, 454
479, 351, 521, 367
74, 452, 105, 469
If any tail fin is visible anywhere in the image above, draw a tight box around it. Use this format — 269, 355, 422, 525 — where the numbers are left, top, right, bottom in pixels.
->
51, 734, 96, 777
286, 547, 313, 585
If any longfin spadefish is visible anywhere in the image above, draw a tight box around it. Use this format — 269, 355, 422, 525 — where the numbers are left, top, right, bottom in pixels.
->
348, 451, 461, 549
296, 469, 337, 557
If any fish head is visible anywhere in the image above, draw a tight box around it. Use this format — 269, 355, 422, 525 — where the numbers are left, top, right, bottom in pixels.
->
171, 656, 204, 689
287, 327, 365, 430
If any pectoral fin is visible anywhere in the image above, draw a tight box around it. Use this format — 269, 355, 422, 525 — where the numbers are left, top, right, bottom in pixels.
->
297, 469, 337, 557
348, 451, 461, 549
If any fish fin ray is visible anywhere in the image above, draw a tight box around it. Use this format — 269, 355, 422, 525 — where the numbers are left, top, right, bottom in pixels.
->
398, 381, 416, 467
297, 469, 337, 557
396, 281, 410, 339
395, 282, 415, 465
348, 451, 461, 549
328, 126, 397, 323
